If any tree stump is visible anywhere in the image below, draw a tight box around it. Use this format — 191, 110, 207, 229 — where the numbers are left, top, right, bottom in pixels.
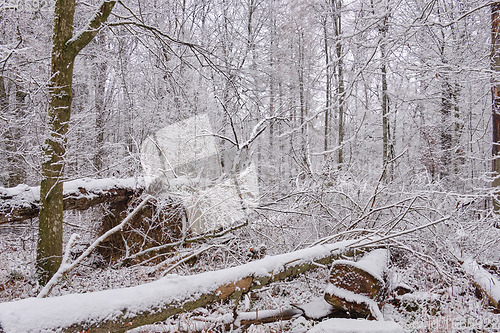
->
324, 249, 388, 319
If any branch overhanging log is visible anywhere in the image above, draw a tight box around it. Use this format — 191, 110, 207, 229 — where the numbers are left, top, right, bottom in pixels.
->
37, 196, 152, 298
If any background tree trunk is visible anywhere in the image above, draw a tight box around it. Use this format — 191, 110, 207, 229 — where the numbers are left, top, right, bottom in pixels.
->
333, 0, 345, 169
93, 33, 108, 175
492, 2, 500, 211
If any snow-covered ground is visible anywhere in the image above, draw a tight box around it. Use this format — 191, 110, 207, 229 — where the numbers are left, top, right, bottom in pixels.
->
1, 187, 500, 332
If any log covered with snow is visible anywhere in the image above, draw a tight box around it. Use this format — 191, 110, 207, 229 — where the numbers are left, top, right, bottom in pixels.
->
462, 258, 500, 311
324, 249, 388, 319
0, 178, 144, 224
0, 240, 368, 332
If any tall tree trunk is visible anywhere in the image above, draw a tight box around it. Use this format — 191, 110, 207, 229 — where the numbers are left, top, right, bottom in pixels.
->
323, 13, 331, 155
37, 0, 115, 284
298, 30, 309, 169
333, 0, 344, 169
93, 34, 108, 174
0, 77, 25, 187
453, 83, 463, 175
380, 11, 391, 181
38, 0, 77, 285
5, 87, 27, 187
440, 79, 453, 178
492, 2, 500, 211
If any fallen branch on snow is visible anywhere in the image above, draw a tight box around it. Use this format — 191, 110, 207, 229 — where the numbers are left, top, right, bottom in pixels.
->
0, 216, 449, 332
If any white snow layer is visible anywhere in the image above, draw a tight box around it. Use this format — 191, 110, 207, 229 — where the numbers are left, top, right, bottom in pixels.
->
294, 297, 335, 319
462, 258, 500, 305
0, 240, 357, 332
324, 284, 383, 321
309, 318, 404, 333
0, 177, 144, 209
332, 249, 388, 285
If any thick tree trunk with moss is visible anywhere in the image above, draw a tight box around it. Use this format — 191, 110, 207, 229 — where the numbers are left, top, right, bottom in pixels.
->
37, 0, 116, 285
37, 0, 77, 285
492, 2, 500, 212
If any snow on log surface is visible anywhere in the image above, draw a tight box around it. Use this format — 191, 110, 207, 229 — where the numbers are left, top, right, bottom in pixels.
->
0, 177, 144, 224
0, 240, 367, 333
292, 297, 336, 320
462, 258, 500, 310
308, 318, 404, 333
324, 284, 383, 320
330, 249, 388, 286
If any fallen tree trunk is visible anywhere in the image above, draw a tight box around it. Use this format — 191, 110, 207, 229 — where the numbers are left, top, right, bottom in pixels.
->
0, 178, 144, 225
462, 259, 500, 311
0, 239, 371, 333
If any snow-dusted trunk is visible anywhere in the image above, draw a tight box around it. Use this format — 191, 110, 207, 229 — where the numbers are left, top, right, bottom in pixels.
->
93, 33, 108, 174
323, 13, 331, 155
0, 178, 143, 225
37, 0, 116, 284
37, 0, 77, 285
380, 20, 390, 180
492, 2, 500, 211
0, 240, 368, 332
1, 80, 27, 187
334, 0, 345, 168
462, 259, 500, 311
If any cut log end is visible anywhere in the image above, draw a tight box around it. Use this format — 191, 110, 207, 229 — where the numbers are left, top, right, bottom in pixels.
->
324, 249, 389, 319
329, 263, 384, 300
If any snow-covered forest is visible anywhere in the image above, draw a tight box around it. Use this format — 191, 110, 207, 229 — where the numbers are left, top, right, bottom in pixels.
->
0, 0, 499, 331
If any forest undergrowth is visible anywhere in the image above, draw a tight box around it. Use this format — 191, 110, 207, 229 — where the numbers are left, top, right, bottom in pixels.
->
0, 168, 499, 332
